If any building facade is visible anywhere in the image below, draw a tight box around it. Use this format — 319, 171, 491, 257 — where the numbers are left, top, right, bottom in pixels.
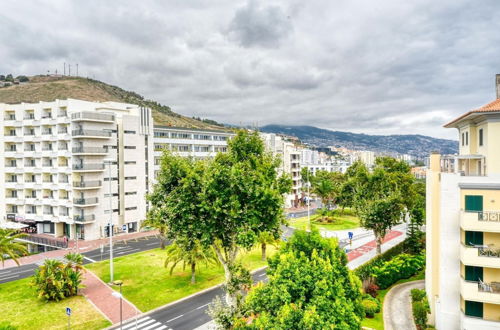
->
0, 99, 154, 242
426, 95, 500, 328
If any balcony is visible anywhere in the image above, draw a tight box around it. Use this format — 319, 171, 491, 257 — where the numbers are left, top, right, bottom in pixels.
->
72, 163, 105, 171
72, 147, 107, 155
73, 197, 99, 207
74, 214, 96, 222
461, 211, 500, 233
72, 129, 111, 138
73, 180, 102, 189
71, 112, 115, 123
460, 244, 500, 269
461, 278, 500, 305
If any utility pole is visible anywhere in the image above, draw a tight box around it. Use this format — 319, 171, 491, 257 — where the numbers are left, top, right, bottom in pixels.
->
68, 64, 71, 76
76, 64, 78, 77
108, 160, 114, 283
64, 62, 66, 76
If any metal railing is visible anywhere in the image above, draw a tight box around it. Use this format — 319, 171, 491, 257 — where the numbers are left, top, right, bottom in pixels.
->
73, 180, 102, 188
72, 129, 111, 137
21, 235, 68, 249
478, 211, 500, 222
72, 163, 105, 171
71, 112, 115, 122
74, 214, 96, 222
72, 147, 107, 154
73, 197, 98, 205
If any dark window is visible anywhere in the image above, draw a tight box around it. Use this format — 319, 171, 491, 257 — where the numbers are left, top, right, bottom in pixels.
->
479, 129, 483, 146
465, 195, 483, 212
104, 177, 118, 181
125, 176, 136, 180
466, 132, 469, 145
124, 146, 136, 149
465, 300, 483, 318
124, 130, 136, 134
465, 231, 483, 246
125, 192, 137, 195
124, 161, 136, 164
464, 266, 483, 282
125, 206, 137, 210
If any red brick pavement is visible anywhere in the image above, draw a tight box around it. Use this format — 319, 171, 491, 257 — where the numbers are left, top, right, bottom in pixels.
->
346, 230, 403, 261
81, 271, 139, 324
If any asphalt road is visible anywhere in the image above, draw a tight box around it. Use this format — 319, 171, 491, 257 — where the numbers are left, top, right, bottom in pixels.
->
0, 235, 163, 284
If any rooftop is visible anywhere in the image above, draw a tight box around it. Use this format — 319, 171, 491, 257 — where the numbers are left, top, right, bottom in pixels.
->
444, 99, 500, 128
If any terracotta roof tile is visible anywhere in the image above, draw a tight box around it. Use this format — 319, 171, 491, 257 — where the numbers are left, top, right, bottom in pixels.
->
444, 99, 500, 127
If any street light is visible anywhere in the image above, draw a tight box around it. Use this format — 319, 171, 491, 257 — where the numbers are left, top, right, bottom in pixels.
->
105, 160, 114, 283
307, 169, 311, 231
112, 280, 123, 329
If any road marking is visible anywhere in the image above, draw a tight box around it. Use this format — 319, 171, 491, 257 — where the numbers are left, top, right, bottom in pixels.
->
258, 273, 266, 277
122, 316, 151, 329
196, 303, 210, 310
166, 314, 184, 322
83, 256, 96, 263
0, 271, 12, 274
0, 274, 19, 280
141, 322, 165, 330
116, 248, 140, 255
146, 242, 158, 246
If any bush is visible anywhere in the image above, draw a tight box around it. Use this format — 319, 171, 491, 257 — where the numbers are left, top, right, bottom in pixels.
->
371, 253, 425, 289
31, 253, 84, 301
411, 288, 426, 302
362, 299, 379, 318
0, 321, 17, 330
365, 283, 379, 298
412, 301, 429, 329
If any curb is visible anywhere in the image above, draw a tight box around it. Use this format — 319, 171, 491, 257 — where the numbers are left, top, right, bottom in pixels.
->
104, 265, 269, 329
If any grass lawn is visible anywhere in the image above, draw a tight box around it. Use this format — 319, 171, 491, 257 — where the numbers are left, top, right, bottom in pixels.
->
0, 277, 111, 330
361, 270, 425, 330
85, 245, 277, 311
288, 212, 360, 231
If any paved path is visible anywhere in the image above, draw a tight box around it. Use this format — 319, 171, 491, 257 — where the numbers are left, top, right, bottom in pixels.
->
347, 230, 403, 261
384, 280, 425, 330
82, 270, 139, 324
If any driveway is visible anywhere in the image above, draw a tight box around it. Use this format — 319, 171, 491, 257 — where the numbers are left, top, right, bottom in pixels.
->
384, 280, 425, 330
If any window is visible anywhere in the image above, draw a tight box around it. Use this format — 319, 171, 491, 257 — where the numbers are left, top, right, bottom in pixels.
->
465, 301, 483, 318
124, 146, 136, 149
125, 206, 137, 211
125, 192, 137, 195
464, 265, 483, 282
104, 193, 119, 197
465, 231, 483, 246
462, 133, 465, 146
124, 130, 136, 134
125, 176, 137, 180
104, 177, 118, 181
465, 131, 469, 145
43, 223, 54, 233
154, 131, 169, 138
124, 161, 136, 164
465, 195, 483, 212
479, 129, 483, 146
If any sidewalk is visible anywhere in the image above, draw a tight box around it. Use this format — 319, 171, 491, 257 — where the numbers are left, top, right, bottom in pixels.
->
81, 270, 139, 324
347, 230, 406, 269
1, 230, 158, 270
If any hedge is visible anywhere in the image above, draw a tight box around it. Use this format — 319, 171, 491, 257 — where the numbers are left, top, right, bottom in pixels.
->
411, 289, 430, 330
371, 253, 425, 289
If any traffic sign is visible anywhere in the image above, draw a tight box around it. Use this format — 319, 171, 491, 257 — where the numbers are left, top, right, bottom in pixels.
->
122, 224, 127, 232
66, 307, 71, 316
348, 231, 354, 240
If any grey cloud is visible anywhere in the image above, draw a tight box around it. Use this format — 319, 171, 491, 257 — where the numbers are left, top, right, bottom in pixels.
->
227, 0, 292, 48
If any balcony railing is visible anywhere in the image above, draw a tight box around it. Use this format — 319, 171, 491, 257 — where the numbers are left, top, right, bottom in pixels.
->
72, 164, 105, 171
74, 214, 96, 222
20, 235, 68, 249
71, 112, 115, 122
72, 147, 107, 154
72, 129, 111, 137
73, 180, 102, 188
460, 211, 500, 233
73, 197, 98, 205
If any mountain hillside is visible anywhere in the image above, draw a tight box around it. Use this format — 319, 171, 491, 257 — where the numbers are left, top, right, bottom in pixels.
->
0, 75, 226, 130
260, 124, 458, 157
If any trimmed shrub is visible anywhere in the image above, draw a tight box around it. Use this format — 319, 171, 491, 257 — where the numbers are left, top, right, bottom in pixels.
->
411, 288, 427, 302
412, 301, 429, 329
371, 253, 425, 289
365, 283, 379, 298
362, 299, 379, 318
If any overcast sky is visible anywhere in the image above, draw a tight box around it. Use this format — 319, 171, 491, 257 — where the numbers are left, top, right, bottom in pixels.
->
2, 0, 500, 139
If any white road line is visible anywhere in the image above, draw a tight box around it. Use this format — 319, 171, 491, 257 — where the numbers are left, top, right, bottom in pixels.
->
0, 271, 12, 274
155, 326, 167, 330
166, 314, 184, 323
135, 318, 156, 328
83, 256, 96, 263
145, 242, 158, 246
122, 316, 151, 329
0, 274, 19, 280
196, 303, 210, 310
258, 273, 266, 277
141, 322, 165, 330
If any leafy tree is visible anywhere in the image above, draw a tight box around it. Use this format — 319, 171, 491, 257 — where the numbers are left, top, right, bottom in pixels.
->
148, 130, 291, 309
0, 229, 28, 266
16, 75, 29, 82
164, 241, 218, 284
237, 230, 364, 329
31, 253, 84, 301
256, 232, 279, 261
5, 74, 13, 82
141, 209, 169, 249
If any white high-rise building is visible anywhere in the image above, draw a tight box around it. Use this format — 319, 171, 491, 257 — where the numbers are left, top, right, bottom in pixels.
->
0, 99, 154, 243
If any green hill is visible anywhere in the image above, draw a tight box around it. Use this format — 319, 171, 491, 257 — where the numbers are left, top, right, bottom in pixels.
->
0, 75, 226, 130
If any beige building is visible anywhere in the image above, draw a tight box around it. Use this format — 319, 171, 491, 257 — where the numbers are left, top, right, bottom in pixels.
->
427, 83, 500, 328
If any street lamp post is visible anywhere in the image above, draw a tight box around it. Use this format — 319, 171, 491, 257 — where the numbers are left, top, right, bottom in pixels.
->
112, 280, 123, 329
307, 169, 311, 231
106, 160, 114, 283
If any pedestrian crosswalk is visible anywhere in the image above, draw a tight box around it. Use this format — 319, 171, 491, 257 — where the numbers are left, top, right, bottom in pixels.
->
121, 316, 169, 330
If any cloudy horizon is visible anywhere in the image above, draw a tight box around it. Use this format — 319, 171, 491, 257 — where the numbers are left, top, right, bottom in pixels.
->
1, 0, 500, 140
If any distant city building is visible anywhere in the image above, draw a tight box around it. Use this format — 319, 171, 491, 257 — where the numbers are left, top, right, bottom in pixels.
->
426, 77, 500, 329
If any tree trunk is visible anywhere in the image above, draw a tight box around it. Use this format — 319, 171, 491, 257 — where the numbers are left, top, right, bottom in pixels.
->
375, 233, 383, 255
190, 262, 196, 284
261, 243, 266, 261
160, 237, 166, 250
213, 243, 238, 309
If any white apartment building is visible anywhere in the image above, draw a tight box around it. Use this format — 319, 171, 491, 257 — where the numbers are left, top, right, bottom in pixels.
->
153, 126, 234, 178
261, 133, 301, 207
0, 99, 154, 243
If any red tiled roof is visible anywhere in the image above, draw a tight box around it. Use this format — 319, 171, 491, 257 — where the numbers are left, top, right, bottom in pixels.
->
444, 99, 500, 127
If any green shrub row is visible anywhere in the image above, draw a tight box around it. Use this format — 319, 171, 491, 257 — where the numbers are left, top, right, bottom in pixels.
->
361, 294, 381, 318
371, 253, 425, 289
411, 289, 430, 330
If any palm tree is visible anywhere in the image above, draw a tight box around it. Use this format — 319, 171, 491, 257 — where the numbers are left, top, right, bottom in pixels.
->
0, 229, 28, 267
164, 241, 218, 284
142, 209, 169, 249
257, 232, 280, 261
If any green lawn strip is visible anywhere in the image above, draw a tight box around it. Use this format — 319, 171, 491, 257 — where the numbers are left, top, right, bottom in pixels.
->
85, 246, 277, 312
0, 277, 111, 330
361, 270, 425, 330
288, 213, 360, 231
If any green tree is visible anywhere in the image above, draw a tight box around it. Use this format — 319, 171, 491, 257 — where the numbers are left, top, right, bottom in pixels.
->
256, 232, 279, 261
164, 241, 218, 284
148, 130, 291, 309
141, 209, 169, 249
5, 74, 13, 82
237, 230, 364, 329
0, 229, 28, 267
